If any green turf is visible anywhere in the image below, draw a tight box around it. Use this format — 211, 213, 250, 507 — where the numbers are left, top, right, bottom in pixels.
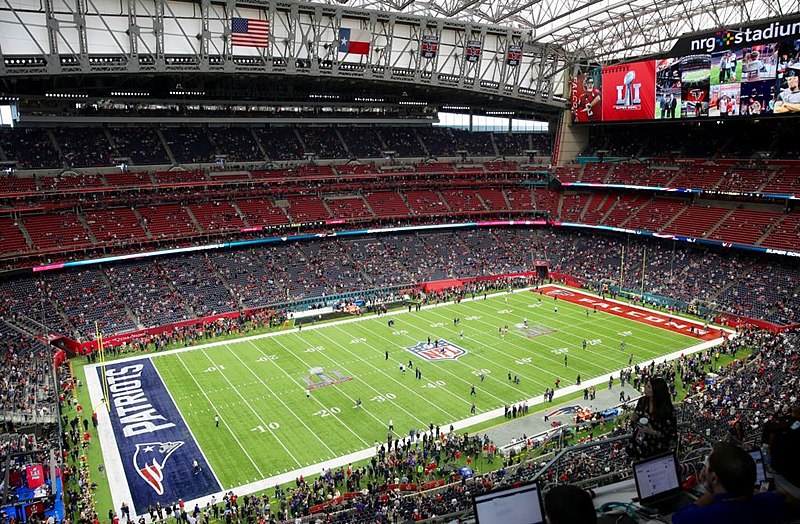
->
147, 290, 700, 490
710, 63, 743, 85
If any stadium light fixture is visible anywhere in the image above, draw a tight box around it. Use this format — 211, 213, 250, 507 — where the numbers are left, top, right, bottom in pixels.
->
45, 93, 88, 99
111, 91, 150, 97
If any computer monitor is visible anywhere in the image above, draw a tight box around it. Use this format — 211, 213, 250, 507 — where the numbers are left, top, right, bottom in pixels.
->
473, 481, 545, 524
633, 451, 681, 503
749, 448, 767, 486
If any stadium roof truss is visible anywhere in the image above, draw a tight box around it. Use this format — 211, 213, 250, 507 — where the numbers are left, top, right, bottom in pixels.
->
0, 0, 572, 107
324, 0, 797, 62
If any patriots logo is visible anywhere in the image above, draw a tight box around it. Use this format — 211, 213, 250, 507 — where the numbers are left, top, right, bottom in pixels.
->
547, 405, 582, 417
133, 441, 184, 495
406, 340, 466, 361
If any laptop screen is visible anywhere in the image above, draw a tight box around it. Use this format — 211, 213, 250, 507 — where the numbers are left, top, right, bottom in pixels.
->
749, 449, 766, 485
473, 481, 545, 524
633, 452, 681, 501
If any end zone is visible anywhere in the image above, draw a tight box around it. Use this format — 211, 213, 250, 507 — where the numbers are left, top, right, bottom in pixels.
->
537, 285, 727, 341
86, 358, 221, 516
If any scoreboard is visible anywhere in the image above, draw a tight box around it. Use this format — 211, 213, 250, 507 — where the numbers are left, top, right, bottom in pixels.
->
571, 14, 800, 123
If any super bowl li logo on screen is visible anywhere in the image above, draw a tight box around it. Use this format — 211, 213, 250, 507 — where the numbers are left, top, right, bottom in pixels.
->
615, 69, 642, 108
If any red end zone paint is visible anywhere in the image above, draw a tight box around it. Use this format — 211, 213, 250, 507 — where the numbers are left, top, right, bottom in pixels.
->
536, 286, 719, 341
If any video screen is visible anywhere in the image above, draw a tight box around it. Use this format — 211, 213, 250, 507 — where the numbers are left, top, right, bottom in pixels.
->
571, 68, 603, 123
601, 60, 656, 121
570, 16, 800, 123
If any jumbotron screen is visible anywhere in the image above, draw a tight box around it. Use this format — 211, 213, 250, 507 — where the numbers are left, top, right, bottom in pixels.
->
571, 14, 800, 123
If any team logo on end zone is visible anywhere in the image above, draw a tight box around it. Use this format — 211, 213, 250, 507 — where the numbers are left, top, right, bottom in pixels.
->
133, 441, 184, 495
545, 289, 574, 297
407, 340, 466, 361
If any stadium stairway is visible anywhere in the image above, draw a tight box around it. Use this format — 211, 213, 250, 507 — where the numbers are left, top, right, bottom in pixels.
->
76, 214, 99, 244
155, 259, 196, 318
205, 255, 244, 311
707, 278, 740, 305
45, 129, 63, 168
703, 208, 736, 239
657, 204, 688, 233
293, 127, 306, 153
99, 267, 142, 330
229, 200, 249, 227
156, 128, 176, 165
414, 129, 430, 157
333, 128, 353, 158
184, 205, 204, 233
488, 132, 500, 157
248, 128, 269, 159
16, 219, 35, 251
754, 212, 788, 246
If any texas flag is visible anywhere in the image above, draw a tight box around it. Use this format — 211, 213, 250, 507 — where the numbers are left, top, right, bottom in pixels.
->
338, 27, 370, 55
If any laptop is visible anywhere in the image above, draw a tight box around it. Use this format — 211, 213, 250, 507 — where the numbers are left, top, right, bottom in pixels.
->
473, 481, 545, 524
633, 451, 696, 515
749, 448, 768, 488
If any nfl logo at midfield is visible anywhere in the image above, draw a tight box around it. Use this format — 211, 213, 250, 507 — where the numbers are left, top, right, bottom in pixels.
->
407, 339, 467, 361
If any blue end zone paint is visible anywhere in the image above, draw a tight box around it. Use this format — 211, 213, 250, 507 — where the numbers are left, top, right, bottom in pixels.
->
99, 359, 221, 514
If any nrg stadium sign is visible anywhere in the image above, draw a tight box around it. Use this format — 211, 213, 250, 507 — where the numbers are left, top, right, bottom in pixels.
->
669, 14, 800, 55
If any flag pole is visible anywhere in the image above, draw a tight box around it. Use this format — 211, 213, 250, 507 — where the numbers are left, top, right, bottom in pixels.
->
640, 247, 647, 300
96, 321, 110, 412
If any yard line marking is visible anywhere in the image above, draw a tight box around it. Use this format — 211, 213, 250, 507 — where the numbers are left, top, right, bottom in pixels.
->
308, 329, 433, 427
197, 348, 302, 468
173, 353, 264, 477
247, 339, 371, 447
505, 292, 688, 359
326, 322, 484, 414
422, 307, 563, 388
224, 343, 337, 456
461, 297, 678, 369
339, 321, 511, 407
515, 290, 703, 347
453, 302, 627, 374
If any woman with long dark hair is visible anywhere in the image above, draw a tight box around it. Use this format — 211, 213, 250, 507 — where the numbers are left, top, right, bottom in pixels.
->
627, 376, 678, 460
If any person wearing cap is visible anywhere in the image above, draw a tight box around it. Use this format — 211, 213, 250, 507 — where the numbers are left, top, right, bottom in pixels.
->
775, 70, 800, 113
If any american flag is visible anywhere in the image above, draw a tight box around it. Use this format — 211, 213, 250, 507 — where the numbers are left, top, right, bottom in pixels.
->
231, 17, 270, 48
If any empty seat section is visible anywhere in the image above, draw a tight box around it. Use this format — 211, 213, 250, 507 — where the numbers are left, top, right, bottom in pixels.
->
137, 204, 198, 238
83, 208, 148, 243
364, 192, 410, 218
23, 213, 91, 251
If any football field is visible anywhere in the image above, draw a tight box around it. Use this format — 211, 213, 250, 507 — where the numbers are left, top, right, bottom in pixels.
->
87, 286, 719, 514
